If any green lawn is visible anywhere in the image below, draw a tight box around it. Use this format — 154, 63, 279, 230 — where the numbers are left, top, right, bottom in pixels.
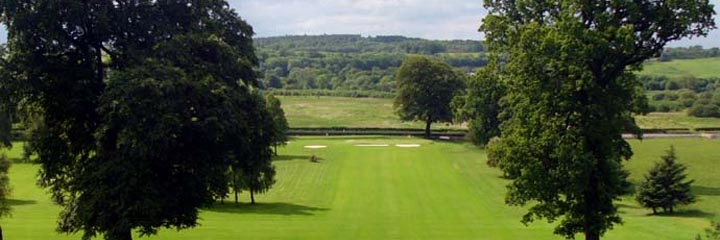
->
1, 137, 718, 239
279, 96, 720, 129
641, 58, 720, 79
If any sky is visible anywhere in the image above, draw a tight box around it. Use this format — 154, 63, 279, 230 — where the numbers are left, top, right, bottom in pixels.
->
1, 0, 719, 47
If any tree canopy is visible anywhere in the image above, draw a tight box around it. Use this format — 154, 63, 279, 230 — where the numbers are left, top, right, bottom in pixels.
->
0, 1, 273, 240
481, 0, 715, 239
453, 64, 506, 146
393, 56, 465, 138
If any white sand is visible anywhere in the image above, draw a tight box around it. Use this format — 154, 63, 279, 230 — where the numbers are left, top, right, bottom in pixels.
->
354, 144, 390, 147
395, 144, 421, 148
304, 145, 328, 149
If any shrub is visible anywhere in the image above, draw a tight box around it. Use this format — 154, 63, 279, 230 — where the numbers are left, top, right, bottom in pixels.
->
688, 104, 720, 118
652, 93, 666, 101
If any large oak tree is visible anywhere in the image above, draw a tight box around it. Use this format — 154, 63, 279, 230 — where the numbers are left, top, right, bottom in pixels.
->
481, 0, 714, 239
394, 56, 465, 138
0, 1, 273, 240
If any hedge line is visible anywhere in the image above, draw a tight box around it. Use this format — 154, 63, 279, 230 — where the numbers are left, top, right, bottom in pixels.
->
263, 89, 394, 99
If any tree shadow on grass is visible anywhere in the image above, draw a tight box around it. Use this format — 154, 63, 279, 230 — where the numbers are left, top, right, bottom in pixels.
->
693, 186, 720, 196
6, 199, 37, 206
204, 202, 329, 216
272, 155, 311, 162
650, 209, 715, 219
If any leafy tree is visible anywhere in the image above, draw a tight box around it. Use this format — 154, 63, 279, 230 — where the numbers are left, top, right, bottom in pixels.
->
236, 93, 277, 204
636, 146, 695, 214
266, 94, 289, 155
394, 56, 465, 138
0, 1, 269, 240
481, 0, 714, 240
453, 64, 506, 146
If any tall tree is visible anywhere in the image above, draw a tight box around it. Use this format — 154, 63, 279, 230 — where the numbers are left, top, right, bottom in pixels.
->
240, 92, 277, 204
636, 146, 695, 214
452, 64, 506, 146
0, 1, 268, 240
266, 94, 289, 155
394, 56, 465, 138
481, 0, 715, 239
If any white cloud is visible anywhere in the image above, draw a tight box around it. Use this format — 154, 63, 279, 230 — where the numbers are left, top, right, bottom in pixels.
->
230, 0, 720, 46
0, 0, 717, 46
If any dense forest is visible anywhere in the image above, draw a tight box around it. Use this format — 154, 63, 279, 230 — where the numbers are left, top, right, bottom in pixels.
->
255, 35, 720, 117
255, 35, 486, 91
255, 35, 719, 92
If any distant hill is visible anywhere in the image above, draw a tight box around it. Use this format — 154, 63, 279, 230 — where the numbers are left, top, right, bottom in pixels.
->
254, 35, 487, 91
254, 34, 720, 93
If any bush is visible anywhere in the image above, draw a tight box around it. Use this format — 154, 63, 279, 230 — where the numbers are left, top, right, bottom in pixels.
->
688, 104, 720, 118
681, 98, 696, 108
666, 93, 680, 101
652, 93, 666, 101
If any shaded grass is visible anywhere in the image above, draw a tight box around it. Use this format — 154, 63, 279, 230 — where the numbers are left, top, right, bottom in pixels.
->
0, 137, 717, 239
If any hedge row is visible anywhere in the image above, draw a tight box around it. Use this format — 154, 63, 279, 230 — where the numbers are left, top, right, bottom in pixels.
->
264, 89, 395, 99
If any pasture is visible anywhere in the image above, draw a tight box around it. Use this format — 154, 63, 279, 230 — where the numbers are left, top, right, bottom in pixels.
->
0, 137, 718, 239
640, 58, 720, 79
279, 96, 720, 130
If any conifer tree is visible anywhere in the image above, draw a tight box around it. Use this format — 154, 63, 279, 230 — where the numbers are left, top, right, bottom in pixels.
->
636, 146, 695, 214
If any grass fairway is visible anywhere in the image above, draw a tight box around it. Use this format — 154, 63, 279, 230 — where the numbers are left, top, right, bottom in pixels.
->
1, 137, 718, 239
278, 96, 720, 129
640, 58, 720, 79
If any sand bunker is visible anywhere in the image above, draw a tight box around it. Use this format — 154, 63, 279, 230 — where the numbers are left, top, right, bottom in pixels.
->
354, 144, 390, 147
304, 145, 327, 149
395, 144, 421, 148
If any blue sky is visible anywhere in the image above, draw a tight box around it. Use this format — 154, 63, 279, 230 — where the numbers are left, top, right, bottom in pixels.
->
1, 0, 719, 47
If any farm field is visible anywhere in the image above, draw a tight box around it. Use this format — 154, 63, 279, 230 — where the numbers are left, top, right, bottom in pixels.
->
0, 137, 718, 239
278, 96, 465, 129
279, 96, 720, 130
640, 58, 720, 79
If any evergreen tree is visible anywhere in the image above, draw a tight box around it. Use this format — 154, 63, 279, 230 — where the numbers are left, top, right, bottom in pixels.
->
636, 146, 695, 214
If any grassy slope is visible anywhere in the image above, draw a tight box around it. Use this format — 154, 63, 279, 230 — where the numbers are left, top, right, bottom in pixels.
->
280, 96, 720, 129
640, 58, 720, 79
1, 137, 718, 239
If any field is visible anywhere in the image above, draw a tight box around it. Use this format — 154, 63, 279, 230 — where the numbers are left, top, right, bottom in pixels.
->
635, 112, 720, 129
278, 96, 464, 129
0, 137, 718, 239
279, 96, 720, 129
640, 58, 720, 79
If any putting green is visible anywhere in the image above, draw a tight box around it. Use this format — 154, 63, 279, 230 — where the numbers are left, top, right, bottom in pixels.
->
0, 137, 717, 239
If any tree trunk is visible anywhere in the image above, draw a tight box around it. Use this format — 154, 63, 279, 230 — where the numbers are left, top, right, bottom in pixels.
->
274, 145, 278, 156
0, 224, 3, 240
652, 208, 656, 215
584, 231, 599, 240
107, 228, 132, 240
424, 116, 432, 139
234, 188, 239, 204
250, 190, 256, 204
